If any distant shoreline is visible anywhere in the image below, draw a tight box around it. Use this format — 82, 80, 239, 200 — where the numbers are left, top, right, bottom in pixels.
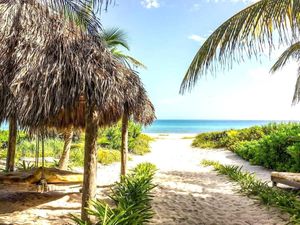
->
143, 119, 300, 134
1, 120, 300, 134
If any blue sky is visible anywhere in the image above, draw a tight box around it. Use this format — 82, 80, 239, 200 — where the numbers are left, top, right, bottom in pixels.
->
100, 0, 300, 120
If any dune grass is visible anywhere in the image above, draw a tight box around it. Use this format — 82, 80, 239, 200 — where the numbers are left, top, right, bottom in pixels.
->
201, 160, 300, 224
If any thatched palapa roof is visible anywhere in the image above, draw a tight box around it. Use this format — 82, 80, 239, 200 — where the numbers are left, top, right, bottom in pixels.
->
0, 1, 155, 129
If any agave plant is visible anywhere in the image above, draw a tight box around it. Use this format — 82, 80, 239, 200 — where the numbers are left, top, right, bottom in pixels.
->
71, 163, 157, 225
17, 161, 35, 171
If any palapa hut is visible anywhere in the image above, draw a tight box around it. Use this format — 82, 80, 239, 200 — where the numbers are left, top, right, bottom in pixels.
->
0, 1, 155, 221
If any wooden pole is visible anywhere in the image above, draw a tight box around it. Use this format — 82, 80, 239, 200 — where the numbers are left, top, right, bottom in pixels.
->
81, 109, 98, 222
121, 109, 129, 177
6, 117, 17, 172
59, 126, 74, 170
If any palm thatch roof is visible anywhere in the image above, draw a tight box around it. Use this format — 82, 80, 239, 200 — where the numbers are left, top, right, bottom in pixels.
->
0, 1, 155, 129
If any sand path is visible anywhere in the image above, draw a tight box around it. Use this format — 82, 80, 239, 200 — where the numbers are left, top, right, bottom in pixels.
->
0, 134, 289, 224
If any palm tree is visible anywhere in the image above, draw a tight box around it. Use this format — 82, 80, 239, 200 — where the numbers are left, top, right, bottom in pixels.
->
102, 28, 146, 177
101, 27, 147, 69
2, 0, 114, 173
180, 0, 300, 104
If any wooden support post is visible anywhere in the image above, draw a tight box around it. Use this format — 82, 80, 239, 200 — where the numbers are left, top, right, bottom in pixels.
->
121, 110, 129, 177
6, 117, 17, 172
81, 109, 98, 222
59, 126, 74, 170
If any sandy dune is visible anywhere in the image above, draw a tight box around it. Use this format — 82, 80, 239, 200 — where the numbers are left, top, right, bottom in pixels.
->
0, 134, 289, 224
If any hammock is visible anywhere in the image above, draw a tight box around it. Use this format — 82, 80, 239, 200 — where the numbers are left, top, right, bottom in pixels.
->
0, 129, 82, 192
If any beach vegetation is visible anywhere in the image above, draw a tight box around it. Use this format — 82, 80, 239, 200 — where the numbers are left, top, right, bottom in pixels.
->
98, 149, 121, 165
16, 161, 35, 171
98, 121, 153, 155
201, 160, 300, 224
71, 162, 156, 225
194, 123, 300, 172
0, 122, 152, 168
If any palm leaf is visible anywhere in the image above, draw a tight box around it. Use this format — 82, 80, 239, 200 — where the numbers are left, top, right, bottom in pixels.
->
113, 50, 147, 69
101, 27, 130, 50
293, 70, 300, 103
270, 42, 300, 73
180, 0, 300, 93
270, 42, 300, 103
1, 0, 115, 35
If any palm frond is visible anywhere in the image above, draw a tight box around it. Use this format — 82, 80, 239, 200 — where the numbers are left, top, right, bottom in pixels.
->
180, 0, 300, 93
292, 68, 300, 104
113, 50, 147, 69
270, 42, 300, 103
101, 27, 130, 50
1, 0, 115, 35
270, 42, 300, 73
125, 55, 147, 69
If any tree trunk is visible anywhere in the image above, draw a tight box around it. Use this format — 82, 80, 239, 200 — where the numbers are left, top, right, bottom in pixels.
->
121, 111, 129, 177
59, 127, 74, 170
81, 109, 98, 222
6, 117, 17, 172
4, 3, 23, 173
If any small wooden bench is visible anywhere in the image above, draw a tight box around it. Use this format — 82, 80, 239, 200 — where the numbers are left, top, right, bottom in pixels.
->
271, 172, 300, 188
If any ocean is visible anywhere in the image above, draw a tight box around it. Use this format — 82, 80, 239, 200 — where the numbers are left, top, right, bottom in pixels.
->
0, 120, 298, 134
142, 120, 298, 134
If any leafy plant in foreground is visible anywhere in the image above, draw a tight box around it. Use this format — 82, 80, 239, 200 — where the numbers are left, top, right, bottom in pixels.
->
71, 163, 157, 225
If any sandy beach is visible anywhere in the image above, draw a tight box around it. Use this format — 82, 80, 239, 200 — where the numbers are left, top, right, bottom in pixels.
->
0, 134, 289, 225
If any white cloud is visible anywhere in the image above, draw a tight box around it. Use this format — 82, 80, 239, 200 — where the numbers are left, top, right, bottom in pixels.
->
141, 0, 160, 9
188, 34, 206, 43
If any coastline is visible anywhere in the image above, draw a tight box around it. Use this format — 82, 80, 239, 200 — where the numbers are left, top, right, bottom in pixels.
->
143, 133, 197, 139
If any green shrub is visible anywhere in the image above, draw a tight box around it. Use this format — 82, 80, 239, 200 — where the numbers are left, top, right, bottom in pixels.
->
98, 121, 152, 155
0, 130, 29, 149
194, 123, 300, 172
69, 145, 84, 167
98, 149, 121, 165
130, 134, 153, 155
71, 163, 157, 225
15, 138, 64, 161
231, 126, 300, 172
192, 130, 227, 149
192, 123, 300, 150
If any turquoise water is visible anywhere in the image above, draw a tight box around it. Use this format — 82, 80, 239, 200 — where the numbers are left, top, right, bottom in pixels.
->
142, 120, 298, 134
1, 120, 298, 134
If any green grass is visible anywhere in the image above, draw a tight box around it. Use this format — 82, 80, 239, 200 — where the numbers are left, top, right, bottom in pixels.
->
202, 160, 300, 224
182, 136, 195, 140
71, 162, 157, 225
